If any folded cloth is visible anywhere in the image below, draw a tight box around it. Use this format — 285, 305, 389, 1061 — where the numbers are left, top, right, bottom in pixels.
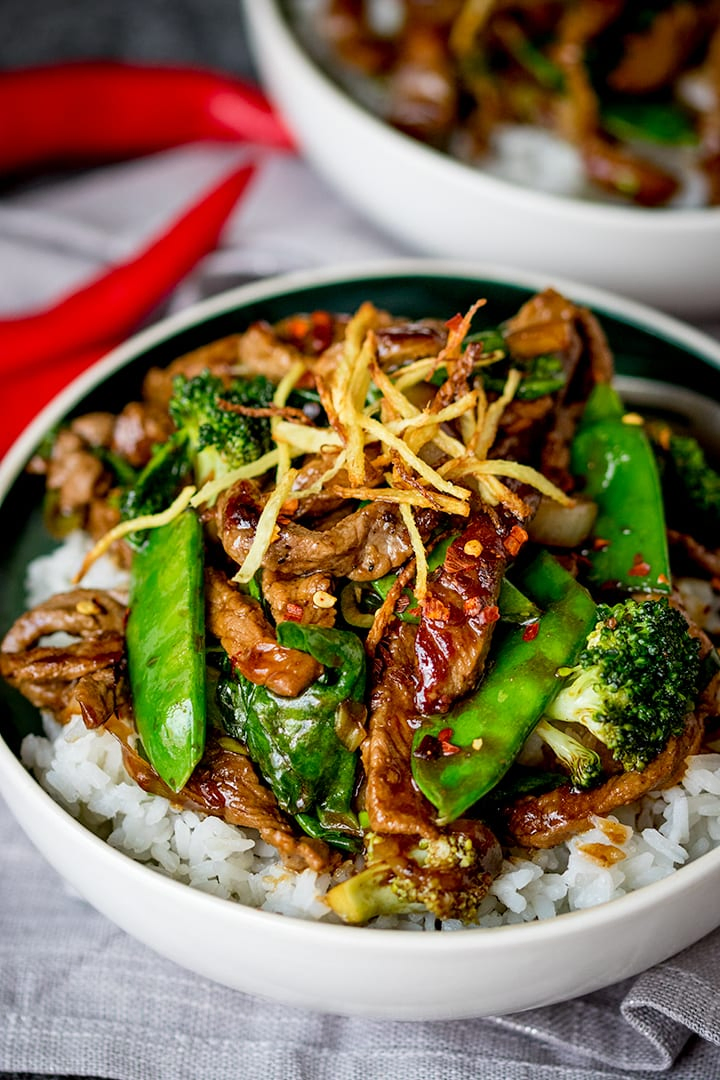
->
1, 144, 720, 1080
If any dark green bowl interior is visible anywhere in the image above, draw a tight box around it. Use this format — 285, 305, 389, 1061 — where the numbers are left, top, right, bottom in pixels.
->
2, 271, 718, 751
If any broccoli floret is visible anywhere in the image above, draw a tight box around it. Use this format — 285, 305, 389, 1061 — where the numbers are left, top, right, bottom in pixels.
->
542, 597, 702, 777
649, 422, 720, 544
325, 829, 494, 924
168, 370, 275, 486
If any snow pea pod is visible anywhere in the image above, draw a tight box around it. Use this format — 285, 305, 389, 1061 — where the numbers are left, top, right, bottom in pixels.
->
126, 510, 206, 792
571, 383, 671, 594
411, 552, 597, 824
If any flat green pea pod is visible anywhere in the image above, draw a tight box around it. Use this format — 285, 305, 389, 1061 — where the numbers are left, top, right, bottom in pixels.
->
571, 383, 671, 594
411, 552, 598, 824
126, 510, 206, 792
217, 623, 366, 851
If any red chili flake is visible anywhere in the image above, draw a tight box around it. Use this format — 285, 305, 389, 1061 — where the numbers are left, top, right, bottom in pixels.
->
464, 597, 482, 616
424, 596, 451, 622
285, 602, 304, 622
395, 593, 411, 614
628, 554, 651, 578
433, 726, 461, 756
656, 425, 672, 451
445, 312, 464, 333
522, 620, 540, 641
280, 498, 299, 517
504, 525, 528, 557
480, 604, 500, 625
444, 545, 474, 575
593, 537, 611, 550
286, 316, 310, 342
413, 734, 441, 761
309, 310, 334, 353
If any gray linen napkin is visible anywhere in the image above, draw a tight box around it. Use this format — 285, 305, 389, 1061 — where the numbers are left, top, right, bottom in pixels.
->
1, 145, 720, 1080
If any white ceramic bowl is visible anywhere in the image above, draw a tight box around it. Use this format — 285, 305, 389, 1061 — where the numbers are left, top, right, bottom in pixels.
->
2, 260, 720, 1020
243, 2, 720, 320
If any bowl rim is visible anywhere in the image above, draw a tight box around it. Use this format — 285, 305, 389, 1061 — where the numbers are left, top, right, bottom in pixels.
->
3, 254, 720, 955
247, 0, 720, 232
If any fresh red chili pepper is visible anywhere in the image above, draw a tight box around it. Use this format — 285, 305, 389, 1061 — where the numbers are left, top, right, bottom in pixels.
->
3, 342, 113, 460
0, 62, 293, 176
0, 161, 257, 457
0, 161, 256, 376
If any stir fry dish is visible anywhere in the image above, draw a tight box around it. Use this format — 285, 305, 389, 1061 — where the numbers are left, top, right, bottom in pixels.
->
2, 288, 719, 925
311, 0, 720, 206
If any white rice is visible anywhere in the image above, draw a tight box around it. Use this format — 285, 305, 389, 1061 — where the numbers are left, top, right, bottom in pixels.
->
17, 533, 720, 929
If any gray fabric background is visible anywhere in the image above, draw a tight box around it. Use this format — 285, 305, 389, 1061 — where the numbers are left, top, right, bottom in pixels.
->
1, 4, 720, 1078
0, 0, 254, 74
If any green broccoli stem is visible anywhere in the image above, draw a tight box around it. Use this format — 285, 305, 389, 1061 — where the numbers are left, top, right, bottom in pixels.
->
534, 718, 603, 790
571, 383, 671, 595
411, 551, 598, 824
543, 596, 702, 773
325, 862, 412, 923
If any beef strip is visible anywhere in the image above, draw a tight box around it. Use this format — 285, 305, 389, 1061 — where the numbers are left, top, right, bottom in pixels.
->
1, 589, 126, 652
668, 530, 720, 580
414, 506, 531, 713
607, 3, 702, 94
700, 25, 720, 203
73, 668, 122, 729
316, 0, 394, 75
111, 399, 175, 468
550, 1, 681, 205
362, 622, 503, 913
142, 337, 239, 409
386, 19, 457, 147
69, 411, 116, 448
501, 288, 614, 488
0, 588, 127, 721
291, 449, 386, 520
504, 707, 706, 848
106, 709, 335, 873
261, 568, 337, 628
205, 567, 322, 696
375, 321, 446, 368
490, 395, 556, 471
42, 428, 108, 516
362, 621, 443, 838
217, 480, 437, 580
581, 134, 680, 207
142, 324, 308, 411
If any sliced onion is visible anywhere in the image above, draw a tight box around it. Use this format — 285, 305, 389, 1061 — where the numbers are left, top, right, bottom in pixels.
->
528, 495, 598, 548
334, 699, 368, 752
339, 583, 376, 628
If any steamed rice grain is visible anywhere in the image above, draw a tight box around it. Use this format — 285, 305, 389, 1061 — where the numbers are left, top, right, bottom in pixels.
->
21, 715, 720, 928
17, 533, 720, 929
